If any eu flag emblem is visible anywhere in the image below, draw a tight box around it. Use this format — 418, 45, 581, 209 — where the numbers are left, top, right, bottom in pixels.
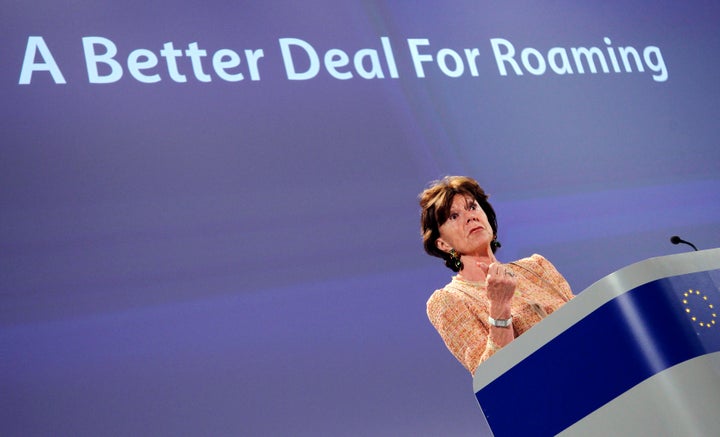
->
682, 289, 718, 329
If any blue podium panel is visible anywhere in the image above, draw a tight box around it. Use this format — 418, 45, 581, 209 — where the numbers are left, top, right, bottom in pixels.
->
473, 249, 720, 437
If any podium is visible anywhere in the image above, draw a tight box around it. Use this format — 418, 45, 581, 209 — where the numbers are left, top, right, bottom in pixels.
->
473, 248, 720, 436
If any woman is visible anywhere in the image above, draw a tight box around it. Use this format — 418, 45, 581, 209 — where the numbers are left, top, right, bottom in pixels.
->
419, 176, 573, 374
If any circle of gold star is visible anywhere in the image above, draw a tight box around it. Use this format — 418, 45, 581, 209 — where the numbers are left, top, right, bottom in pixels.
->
683, 289, 717, 328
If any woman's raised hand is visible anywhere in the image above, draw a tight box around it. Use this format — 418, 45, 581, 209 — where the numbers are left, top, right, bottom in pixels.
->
478, 261, 516, 309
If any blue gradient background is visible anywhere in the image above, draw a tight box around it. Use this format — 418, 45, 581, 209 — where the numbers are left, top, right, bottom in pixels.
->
2, 1, 719, 435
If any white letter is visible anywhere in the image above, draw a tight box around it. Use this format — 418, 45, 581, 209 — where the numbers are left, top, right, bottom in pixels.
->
245, 49, 264, 81
547, 47, 573, 75
407, 38, 433, 78
604, 37, 621, 73
354, 49, 384, 79
490, 38, 522, 76
381, 37, 398, 78
325, 49, 352, 80
464, 48, 480, 77
571, 47, 609, 74
82, 36, 123, 84
185, 42, 211, 82
643, 46, 667, 82
128, 49, 160, 83
618, 47, 644, 73
279, 38, 319, 80
213, 49, 243, 82
436, 48, 464, 77
521, 48, 546, 75
160, 42, 186, 83
19, 36, 66, 84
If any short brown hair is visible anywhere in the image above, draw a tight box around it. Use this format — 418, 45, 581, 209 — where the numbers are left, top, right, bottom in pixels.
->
419, 176, 499, 271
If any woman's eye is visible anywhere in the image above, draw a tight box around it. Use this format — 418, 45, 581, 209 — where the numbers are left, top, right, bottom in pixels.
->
449, 213, 459, 220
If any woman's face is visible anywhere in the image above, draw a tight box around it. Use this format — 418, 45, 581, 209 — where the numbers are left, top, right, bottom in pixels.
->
436, 194, 494, 256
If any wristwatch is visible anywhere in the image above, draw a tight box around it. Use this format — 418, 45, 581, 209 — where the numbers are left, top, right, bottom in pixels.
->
488, 315, 513, 328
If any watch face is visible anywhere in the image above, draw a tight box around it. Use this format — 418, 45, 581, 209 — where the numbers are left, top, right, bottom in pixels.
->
490, 316, 512, 327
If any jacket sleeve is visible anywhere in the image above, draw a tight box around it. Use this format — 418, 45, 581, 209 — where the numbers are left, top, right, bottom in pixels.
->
426, 289, 500, 374
530, 254, 574, 301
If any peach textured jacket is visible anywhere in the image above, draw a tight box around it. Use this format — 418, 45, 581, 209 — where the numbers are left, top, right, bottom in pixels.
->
426, 254, 574, 374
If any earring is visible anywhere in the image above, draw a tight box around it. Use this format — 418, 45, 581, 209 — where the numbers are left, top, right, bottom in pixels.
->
449, 249, 463, 271
491, 236, 502, 251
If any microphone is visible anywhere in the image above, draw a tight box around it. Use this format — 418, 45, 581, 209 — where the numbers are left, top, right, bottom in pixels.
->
670, 235, 698, 251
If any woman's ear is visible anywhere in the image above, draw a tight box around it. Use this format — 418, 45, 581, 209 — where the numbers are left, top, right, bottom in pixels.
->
435, 238, 451, 253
